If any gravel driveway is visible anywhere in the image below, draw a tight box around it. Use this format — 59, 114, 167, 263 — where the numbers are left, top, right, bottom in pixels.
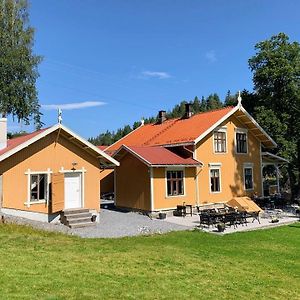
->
2, 209, 190, 238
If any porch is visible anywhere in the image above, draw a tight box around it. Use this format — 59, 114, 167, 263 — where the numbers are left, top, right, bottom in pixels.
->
261, 152, 289, 198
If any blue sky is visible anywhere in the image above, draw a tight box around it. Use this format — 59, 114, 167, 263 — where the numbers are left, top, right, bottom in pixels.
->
9, 0, 300, 138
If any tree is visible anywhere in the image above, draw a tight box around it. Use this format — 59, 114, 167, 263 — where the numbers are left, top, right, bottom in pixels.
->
192, 96, 201, 113
206, 93, 222, 110
248, 33, 300, 198
200, 96, 207, 111
0, 0, 42, 128
224, 90, 237, 107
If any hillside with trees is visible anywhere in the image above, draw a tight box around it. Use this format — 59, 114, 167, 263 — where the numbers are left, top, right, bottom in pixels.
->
88, 92, 233, 146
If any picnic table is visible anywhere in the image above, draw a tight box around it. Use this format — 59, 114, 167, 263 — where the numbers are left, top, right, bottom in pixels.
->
198, 208, 260, 229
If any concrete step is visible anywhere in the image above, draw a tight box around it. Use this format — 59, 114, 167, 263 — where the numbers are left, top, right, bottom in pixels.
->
63, 208, 90, 215
69, 222, 96, 229
67, 217, 93, 225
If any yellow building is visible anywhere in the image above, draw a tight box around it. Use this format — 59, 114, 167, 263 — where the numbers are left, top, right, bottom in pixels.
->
108, 100, 283, 212
0, 120, 119, 224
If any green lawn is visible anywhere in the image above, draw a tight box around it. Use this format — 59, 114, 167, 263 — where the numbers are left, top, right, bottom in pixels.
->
0, 223, 299, 300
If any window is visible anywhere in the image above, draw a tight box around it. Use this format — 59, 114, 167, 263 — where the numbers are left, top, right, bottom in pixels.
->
244, 167, 253, 190
30, 174, 47, 202
214, 131, 227, 153
167, 170, 184, 196
210, 168, 221, 192
236, 132, 247, 153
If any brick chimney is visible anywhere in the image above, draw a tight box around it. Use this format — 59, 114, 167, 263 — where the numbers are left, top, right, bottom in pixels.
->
0, 118, 7, 150
157, 110, 167, 124
183, 103, 193, 119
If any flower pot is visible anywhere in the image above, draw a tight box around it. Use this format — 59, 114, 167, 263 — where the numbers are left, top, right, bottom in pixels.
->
159, 213, 167, 220
271, 218, 279, 223
217, 223, 225, 232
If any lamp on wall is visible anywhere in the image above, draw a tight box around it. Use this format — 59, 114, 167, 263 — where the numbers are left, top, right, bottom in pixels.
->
71, 162, 77, 171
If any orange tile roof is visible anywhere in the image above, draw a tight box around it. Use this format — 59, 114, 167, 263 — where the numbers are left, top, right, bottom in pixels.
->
117, 146, 201, 166
107, 107, 234, 151
0, 128, 50, 156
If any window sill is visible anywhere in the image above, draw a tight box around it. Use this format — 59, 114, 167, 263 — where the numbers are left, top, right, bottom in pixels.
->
166, 194, 185, 198
24, 200, 47, 206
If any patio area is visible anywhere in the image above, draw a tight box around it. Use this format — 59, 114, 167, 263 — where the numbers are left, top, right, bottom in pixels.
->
164, 209, 299, 234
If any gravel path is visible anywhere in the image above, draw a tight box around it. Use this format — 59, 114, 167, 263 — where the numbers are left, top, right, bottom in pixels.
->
2, 209, 190, 238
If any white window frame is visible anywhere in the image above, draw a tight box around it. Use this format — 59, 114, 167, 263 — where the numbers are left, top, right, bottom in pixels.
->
209, 163, 222, 194
235, 128, 248, 154
243, 163, 254, 191
25, 169, 52, 207
213, 127, 227, 154
165, 168, 186, 198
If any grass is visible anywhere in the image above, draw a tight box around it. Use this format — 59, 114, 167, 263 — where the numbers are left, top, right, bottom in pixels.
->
0, 223, 299, 300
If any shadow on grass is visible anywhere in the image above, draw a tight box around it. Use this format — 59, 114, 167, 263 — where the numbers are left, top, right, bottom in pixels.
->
288, 222, 300, 229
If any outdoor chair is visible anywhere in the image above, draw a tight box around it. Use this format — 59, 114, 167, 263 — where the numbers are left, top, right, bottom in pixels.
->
173, 205, 186, 217
223, 212, 238, 229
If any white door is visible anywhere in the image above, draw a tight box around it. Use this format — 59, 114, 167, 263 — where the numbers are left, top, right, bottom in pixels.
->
64, 173, 82, 209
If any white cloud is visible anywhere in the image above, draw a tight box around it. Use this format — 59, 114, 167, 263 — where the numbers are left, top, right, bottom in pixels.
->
42, 101, 106, 110
205, 50, 217, 63
141, 71, 171, 79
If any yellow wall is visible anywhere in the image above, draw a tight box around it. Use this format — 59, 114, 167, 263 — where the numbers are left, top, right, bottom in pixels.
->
195, 115, 262, 204
152, 167, 197, 210
115, 152, 151, 211
110, 114, 264, 211
0, 132, 102, 213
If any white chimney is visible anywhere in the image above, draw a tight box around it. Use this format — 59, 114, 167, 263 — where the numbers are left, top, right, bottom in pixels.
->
0, 118, 7, 150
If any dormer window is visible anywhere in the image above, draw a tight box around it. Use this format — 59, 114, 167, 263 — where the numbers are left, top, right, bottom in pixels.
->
236, 129, 248, 154
213, 128, 227, 153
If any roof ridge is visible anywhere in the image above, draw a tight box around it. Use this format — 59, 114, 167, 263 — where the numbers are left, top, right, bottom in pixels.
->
142, 106, 234, 126
142, 119, 177, 146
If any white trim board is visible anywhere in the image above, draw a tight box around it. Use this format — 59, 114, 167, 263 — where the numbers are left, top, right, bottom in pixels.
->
0, 123, 119, 166
194, 105, 277, 148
